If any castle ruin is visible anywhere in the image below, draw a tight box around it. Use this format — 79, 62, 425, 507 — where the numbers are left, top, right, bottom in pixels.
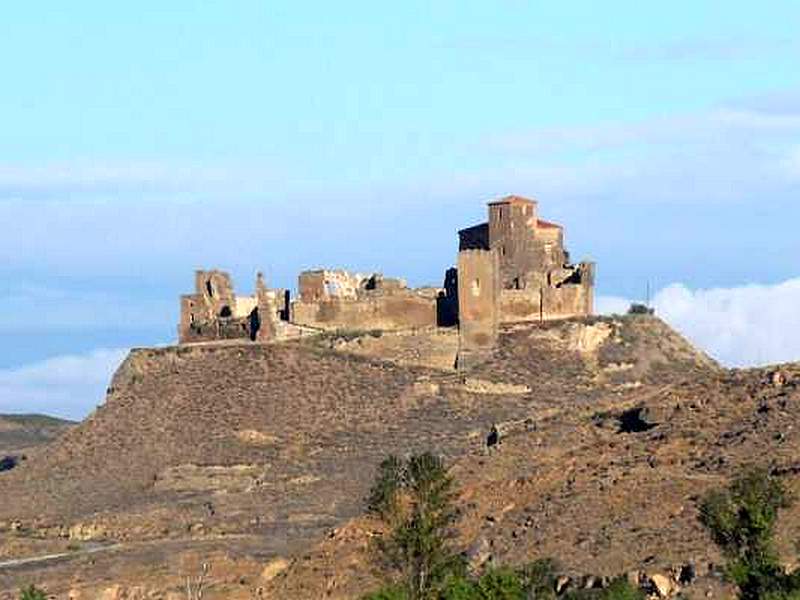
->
179, 270, 289, 343
178, 195, 595, 364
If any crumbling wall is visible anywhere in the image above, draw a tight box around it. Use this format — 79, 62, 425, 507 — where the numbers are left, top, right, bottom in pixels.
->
291, 294, 437, 331
196, 270, 237, 319
291, 269, 437, 331
456, 250, 499, 369
179, 270, 285, 344
497, 262, 594, 323
298, 269, 368, 302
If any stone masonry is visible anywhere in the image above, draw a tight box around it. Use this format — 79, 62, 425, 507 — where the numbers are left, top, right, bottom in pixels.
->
177, 194, 595, 356
291, 270, 439, 331
458, 195, 594, 323
179, 271, 288, 343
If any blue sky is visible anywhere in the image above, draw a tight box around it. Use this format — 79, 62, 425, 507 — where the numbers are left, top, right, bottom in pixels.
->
1, 2, 800, 418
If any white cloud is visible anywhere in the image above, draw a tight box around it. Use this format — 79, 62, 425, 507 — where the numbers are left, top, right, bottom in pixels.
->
486, 106, 800, 159
0, 161, 284, 198
0, 348, 128, 420
465, 92, 800, 208
598, 278, 800, 368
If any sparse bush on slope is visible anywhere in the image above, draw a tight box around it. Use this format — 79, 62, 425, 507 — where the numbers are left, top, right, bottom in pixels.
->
365, 452, 464, 599
363, 454, 645, 600
563, 577, 645, 599
700, 467, 800, 599
19, 585, 47, 600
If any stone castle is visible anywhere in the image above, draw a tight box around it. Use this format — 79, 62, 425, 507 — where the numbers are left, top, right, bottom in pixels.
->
179, 195, 595, 365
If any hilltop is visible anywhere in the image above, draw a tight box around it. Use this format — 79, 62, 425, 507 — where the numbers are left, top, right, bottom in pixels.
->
1, 316, 798, 599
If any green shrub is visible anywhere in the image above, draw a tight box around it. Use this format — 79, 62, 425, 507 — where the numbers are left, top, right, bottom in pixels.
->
438, 574, 478, 600
762, 592, 800, 600
366, 452, 463, 600
561, 577, 644, 600
627, 304, 654, 316
366, 455, 406, 523
699, 467, 797, 599
19, 585, 47, 600
600, 577, 646, 600
517, 559, 559, 599
362, 584, 409, 600
363, 457, 644, 600
473, 568, 526, 599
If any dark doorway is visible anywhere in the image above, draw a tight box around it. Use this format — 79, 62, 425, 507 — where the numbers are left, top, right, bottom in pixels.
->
248, 308, 261, 341
436, 267, 459, 327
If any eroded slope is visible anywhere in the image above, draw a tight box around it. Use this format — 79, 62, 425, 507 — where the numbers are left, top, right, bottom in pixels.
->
1, 316, 746, 598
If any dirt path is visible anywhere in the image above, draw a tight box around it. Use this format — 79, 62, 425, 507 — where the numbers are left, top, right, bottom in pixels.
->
0, 543, 121, 571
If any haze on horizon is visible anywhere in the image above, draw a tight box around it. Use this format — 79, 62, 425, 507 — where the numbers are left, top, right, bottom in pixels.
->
1, 1, 799, 419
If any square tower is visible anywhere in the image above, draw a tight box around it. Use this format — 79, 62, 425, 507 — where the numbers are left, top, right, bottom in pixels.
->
488, 195, 539, 289
457, 249, 500, 368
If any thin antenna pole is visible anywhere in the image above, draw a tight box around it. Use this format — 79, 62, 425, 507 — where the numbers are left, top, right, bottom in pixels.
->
646, 281, 651, 309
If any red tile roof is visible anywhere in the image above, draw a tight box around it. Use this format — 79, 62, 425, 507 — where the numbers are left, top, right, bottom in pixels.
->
536, 219, 562, 229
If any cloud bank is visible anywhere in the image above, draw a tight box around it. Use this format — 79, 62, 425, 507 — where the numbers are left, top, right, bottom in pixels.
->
598, 278, 800, 368
0, 348, 128, 420
0, 162, 283, 198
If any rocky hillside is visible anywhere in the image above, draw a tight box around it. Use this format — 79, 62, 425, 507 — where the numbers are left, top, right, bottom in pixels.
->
3, 316, 796, 599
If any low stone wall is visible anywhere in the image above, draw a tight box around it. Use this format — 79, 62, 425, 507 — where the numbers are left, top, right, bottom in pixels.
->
179, 315, 256, 343
291, 293, 437, 331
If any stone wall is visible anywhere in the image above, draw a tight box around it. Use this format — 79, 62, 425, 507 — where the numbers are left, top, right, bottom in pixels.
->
456, 249, 499, 368
291, 269, 438, 331
299, 269, 370, 302
179, 270, 284, 344
488, 197, 538, 289
458, 223, 490, 251
496, 262, 594, 323
291, 291, 437, 331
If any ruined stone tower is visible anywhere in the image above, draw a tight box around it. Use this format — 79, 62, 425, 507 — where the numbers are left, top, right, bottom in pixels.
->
179, 270, 286, 343
456, 249, 499, 369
